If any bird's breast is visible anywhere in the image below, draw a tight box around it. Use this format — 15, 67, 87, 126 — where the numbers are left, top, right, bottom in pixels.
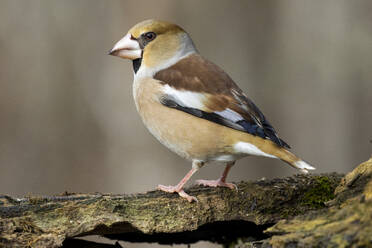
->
132, 78, 244, 162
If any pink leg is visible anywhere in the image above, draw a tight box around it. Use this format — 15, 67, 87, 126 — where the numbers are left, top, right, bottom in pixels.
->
196, 162, 237, 190
157, 161, 203, 202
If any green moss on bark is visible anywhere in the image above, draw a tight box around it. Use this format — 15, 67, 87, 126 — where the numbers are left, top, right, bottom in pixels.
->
0, 173, 343, 247
300, 176, 336, 208
236, 157, 372, 248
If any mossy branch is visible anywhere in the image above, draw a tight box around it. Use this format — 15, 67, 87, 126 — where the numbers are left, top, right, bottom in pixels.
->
0, 172, 344, 248
3, 156, 372, 248
238, 157, 372, 248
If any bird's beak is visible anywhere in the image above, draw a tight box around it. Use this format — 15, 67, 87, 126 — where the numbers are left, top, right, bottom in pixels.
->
108, 33, 141, 60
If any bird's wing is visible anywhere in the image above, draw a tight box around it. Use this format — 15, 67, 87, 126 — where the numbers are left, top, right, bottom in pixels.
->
154, 53, 290, 148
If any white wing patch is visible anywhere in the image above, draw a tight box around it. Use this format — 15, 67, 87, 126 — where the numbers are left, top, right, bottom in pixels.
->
215, 108, 244, 122
162, 85, 207, 110
161, 85, 246, 125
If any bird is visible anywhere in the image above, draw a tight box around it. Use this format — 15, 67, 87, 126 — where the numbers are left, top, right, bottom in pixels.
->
109, 19, 315, 202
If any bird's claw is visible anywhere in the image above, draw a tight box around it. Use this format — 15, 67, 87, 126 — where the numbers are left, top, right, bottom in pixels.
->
196, 179, 238, 190
178, 190, 198, 202
157, 184, 198, 202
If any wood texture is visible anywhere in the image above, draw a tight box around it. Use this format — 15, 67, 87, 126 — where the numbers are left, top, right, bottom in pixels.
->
0, 172, 344, 248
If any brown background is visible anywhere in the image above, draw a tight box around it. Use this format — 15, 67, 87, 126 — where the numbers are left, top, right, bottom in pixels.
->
1, 1, 371, 247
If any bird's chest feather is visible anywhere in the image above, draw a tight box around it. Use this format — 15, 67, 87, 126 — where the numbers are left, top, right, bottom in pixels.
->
132, 78, 235, 161
133, 78, 194, 159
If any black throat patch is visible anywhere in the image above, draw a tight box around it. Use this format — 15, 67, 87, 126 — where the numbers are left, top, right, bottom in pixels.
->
132, 58, 142, 73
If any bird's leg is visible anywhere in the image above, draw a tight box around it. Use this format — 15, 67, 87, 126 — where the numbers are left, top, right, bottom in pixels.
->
196, 161, 237, 190
157, 161, 203, 202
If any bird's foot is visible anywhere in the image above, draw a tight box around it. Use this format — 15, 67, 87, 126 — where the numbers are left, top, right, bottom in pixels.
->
157, 184, 198, 202
196, 179, 238, 190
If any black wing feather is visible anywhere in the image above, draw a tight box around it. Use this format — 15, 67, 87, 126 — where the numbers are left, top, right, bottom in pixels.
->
160, 97, 246, 132
160, 96, 290, 148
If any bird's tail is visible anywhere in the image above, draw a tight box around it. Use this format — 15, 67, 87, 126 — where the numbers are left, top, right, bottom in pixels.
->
271, 148, 316, 173
291, 159, 316, 173
234, 141, 316, 173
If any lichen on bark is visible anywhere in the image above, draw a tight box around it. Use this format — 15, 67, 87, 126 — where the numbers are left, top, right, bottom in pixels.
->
1, 157, 371, 248
237, 157, 372, 248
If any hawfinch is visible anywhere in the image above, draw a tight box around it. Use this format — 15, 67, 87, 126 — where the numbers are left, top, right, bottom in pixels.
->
109, 20, 315, 202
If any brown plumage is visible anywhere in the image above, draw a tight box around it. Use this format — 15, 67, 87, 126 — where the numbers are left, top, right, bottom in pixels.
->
155, 53, 290, 148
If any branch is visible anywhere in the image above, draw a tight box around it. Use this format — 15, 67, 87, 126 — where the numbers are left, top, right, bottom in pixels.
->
0, 173, 342, 247
238, 157, 372, 247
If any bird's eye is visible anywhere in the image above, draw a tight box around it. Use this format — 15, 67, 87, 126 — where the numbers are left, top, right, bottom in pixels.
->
143, 32, 156, 41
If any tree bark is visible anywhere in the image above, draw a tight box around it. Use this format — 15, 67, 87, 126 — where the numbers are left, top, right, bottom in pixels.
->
1, 158, 371, 248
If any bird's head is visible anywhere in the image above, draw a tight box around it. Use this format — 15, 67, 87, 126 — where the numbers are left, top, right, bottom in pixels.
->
109, 19, 197, 76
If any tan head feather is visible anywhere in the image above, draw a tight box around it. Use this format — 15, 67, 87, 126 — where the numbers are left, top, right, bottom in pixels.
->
128, 20, 196, 71
129, 19, 185, 38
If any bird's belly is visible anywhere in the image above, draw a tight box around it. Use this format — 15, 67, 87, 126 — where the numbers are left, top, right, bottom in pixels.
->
133, 78, 244, 162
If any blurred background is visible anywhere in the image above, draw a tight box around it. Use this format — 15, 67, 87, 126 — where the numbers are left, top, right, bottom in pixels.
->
1, 0, 372, 247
